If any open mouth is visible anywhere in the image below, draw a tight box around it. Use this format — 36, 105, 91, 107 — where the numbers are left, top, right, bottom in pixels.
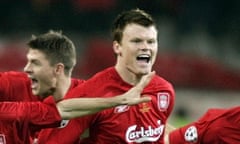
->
30, 78, 38, 89
136, 54, 151, 63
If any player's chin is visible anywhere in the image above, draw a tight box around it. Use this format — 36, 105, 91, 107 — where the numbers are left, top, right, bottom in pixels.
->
137, 69, 151, 76
32, 89, 38, 96
33, 88, 43, 96
131, 65, 151, 75
140, 65, 152, 73
36, 92, 48, 100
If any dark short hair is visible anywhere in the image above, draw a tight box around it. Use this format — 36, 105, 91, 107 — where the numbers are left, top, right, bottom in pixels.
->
27, 30, 76, 75
111, 8, 157, 43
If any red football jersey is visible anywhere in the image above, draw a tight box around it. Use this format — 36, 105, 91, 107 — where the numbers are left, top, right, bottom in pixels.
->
0, 71, 38, 101
0, 97, 62, 144
40, 67, 174, 144
0, 97, 60, 123
0, 71, 39, 144
169, 106, 240, 144
36, 78, 86, 144
0, 71, 84, 144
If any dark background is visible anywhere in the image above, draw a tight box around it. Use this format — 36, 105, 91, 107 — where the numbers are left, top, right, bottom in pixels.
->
1, 0, 239, 91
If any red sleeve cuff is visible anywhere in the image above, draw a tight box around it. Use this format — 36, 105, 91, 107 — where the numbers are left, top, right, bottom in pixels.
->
169, 124, 199, 144
30, 96, 62, 124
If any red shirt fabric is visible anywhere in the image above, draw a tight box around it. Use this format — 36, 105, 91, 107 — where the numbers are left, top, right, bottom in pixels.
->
79, 67, 175, 144
169, 106, 240, 144
0, 97, 61, 144
36, 78, 85, 144
0, 98, 60, 124
0, 71, 38, 144
37, 67, 174, 144
0, 71, 83, 144
0, 71, 38, 101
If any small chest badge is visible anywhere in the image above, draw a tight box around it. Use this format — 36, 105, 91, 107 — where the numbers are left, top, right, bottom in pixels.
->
157, 92, 170, 111
59, 120, 70, 128
114, 105, 129, 113
140, 103, 151, 113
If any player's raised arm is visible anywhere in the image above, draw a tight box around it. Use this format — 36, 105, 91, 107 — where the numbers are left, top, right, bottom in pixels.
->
57, 71, 155, 119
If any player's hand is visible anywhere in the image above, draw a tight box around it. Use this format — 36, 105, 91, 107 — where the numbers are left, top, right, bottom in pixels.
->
119, 71, 155, 105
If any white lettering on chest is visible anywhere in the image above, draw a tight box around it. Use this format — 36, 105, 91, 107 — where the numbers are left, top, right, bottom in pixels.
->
125, 120, 165, 143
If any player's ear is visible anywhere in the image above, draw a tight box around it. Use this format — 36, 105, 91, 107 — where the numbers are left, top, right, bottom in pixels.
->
113, 41, 121, 55
55, 63, 64, 74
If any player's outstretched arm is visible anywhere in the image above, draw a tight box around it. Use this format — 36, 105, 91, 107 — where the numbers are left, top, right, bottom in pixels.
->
0, 100, 61, 124
57, 71, 155, 119
164, 123, 176, 144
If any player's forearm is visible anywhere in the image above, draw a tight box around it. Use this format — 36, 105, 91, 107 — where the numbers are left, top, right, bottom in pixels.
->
165, 123, 176, 134
57, 97, 124, 119
164, 123, 176, 144
57, 72, 154, 119
164, 134, 170, 144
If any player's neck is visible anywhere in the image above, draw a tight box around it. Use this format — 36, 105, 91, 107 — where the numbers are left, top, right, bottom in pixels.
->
52, 76, 71, 101
115, 65, 141, 86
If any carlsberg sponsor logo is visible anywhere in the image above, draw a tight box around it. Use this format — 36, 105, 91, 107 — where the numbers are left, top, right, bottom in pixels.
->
126, 120, 165, 143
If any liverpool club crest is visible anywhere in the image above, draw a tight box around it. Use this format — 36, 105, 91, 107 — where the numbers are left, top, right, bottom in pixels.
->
157, 92, 170, 111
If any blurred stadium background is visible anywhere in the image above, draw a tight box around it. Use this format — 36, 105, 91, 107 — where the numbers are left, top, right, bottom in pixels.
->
0, 0, 240, 127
